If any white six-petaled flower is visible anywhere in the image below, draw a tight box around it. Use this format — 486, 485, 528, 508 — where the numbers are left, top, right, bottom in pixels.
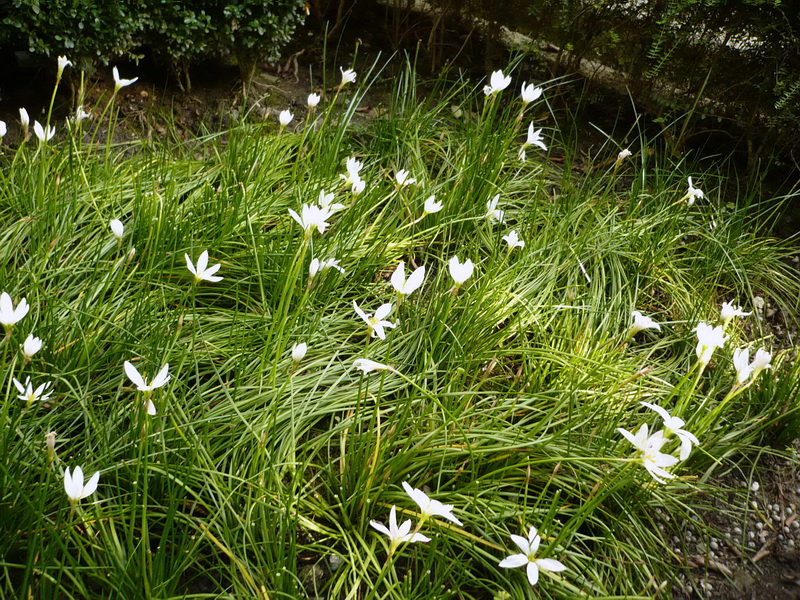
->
390, 261, 425, 296
353, 358, 393, 373
291, 342, 307, 363
0, 121, 6, 139
124, 361, 171, 394
395, 169, 417, 187
448, 256, 474, 286
483, 69, 511, 96
498, 526, 567, 586
340, 67, 357, 86
720, 300, 751, 326
288, 204, 333, 235
110, 219, 124, 240
502, 230, 525, 249
33, 121, 55, 142
309, 257, 345, 278
629, 310, 661, 338
402, 481, 462, 525
353, 300, 396, 340
112, 66, 138, 92
369, 505, 430, 553
485, 194, 505, 223
57, 55, 72, 76
278, 109, 293, 127
186, 250, 223, 283
13, 376, 53, 404
618, 423, 679, 483
732, 348, 753, 385
684, 176, 704, 206
64, 465, 100, 503
750, 348, 772, 377
0, 292, 29, 329
307, 93, 321, 108
520, 82, 543, 104
317, 189, 345, 212
695, 322, 727, 366
640, 402, 699, 461
522, 123, 547, 153
423, 195, 443, 214
22, 334, 43, 359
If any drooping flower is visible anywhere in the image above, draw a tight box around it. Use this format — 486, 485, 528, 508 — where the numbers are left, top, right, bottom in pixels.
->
288, 204, 333, 235
124, 361, 171, 393
112, 66, 138, 92
291, 342, 307, 363
185, 250, 223, 283
13, 377, 53, 405
278, 109, 293, 127
750, 348, 772, 377
402, 481, 462, 525
618, 423, 679, 483
309, 257, 345, 278
64, 466, 99, 503
448, 256, 474, 286
520, 82, 543, 105
369, 506, 430, 553
628, 310, 661, 338
502, 230, 525, 249
339, 67, 357, 86
395, 169, 417, 187
423, 195, 443, 214
353, 300, 396, 340
57, 56, 72, 77
485, 194, 505, 223
684, 177, 704, 206
390, 261, 425, 296
22, 333, 43, 359
695, 322, 727, 366
640, 402, 699, 461
353, 358, 393, 373
498, 526, 567, 586
33, 121, 55, 142
483, 69, 511, 96
0, 292, 29, 330
110, 219, 124, 240
720, 300, 751, 326
307, 93, 321, 108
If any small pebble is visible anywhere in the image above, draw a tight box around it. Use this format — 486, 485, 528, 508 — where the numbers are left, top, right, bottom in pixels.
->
792, 521, 799, 529
748, 541, 756, 548
751, 481, 760, 492
786, 507, 794, 515
778, 534, 785, 541
750, 500, 758, 509
756, 522, 764, 530
733, 526, 742, 534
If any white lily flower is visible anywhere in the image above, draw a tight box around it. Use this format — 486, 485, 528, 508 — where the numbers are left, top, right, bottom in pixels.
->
278, 109, 293, 126
502, 230, 525, 249
522, 123, 547, 153
19, 108, 29, 129
353, 300, 396, 340
351, 178, 366, 195
22, 334, 43, 359
0, 292, 29, 329
288, 204, 333, 235
57, 56, 72, 77
369, 506, 430, 553
185, 250, 223, 283
520, 82, 543, 104
110, 219, 124, 240
483, 69, 511, 96
402, 481, 462, 525
64, 466, 100, 503
629, 310, 661, 337
448, 256, 474, 286
695, 322, 727, 366
13, 377, 53, 404
640, 402, 699, 461
391, 261, 425, 296
75, 106, 91, 123
685, 176, 704, 206
309, 257, 345, 278
423, 195, 442, 214
291, 342, 307, 363
339, 67, 357, 86
340, 156, 363, 186
498, 526, 567, 586
750, 348, 772, 377
317, 189, 345, 212
618, 423, 679, 483
33, 121, 55, 142
145, 399, 157, 415
112, 66, 138, 92
720, 300, 751, 325
395, 169, 417, 187
617, 148, 632, 162
0, 121, 6, 139
732, 348, 753, 385
307, 93, 320, 108
485, 194, 505, 223
124, 361, 171, 393
353, 358, 393, 373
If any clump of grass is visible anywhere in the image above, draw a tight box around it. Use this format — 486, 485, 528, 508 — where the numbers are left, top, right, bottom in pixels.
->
0, 58, 798, 600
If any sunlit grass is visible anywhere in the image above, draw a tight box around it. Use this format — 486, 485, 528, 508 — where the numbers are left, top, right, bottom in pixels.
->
0, 60, 798, 599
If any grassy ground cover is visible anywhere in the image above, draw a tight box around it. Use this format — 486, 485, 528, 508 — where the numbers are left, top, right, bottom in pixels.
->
1, 58, 799, 599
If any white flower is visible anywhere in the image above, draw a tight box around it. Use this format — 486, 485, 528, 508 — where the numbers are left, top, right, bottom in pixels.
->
33, 121, 55, 142
483, 69, 511, 96
307, 93, 321, 108
64, 466, 99, 502
288, 204, 333, 235
640, 402, 699, 461
485, 194, 505, 223
340, 67, 357, 86
291, 342, 307, 363
112, 66, 138, 91
110, 219, 124, 240
309, 257, 345, 278
369, 506, 430, 552
520, 82, 543, 104
351, 178, 366, 195
617, 148, 632, 161
732, 348, 753, 385
0, 292, 29, 329
340, 156, 363, 186
695, 322, 727, 366
390, 261, 425, 296
75, 106, 91, 123
395, 169, 417, 187
498, 526, 567, 586
448, 256, 474, 285
423, 195, 442, 214
19, 108, 29, 129
750, 348, 772, 377
353, 300, 396, 340
402, 481, 462, 525
0, 121, 6, 139
57, 56, 72, 76
353, 358, 393, 373
145, 399, 157, 416
124, 361, 171, 392
22, 334, 43, 359
13, 377, 53, 404
720, 300, 751, 325
629, 310, 661, 337
278, 109, 293, 126
685, 176, 704, 206
618, 423, 679, 483
522, 123, 547, 152
502, 230, 525, 249
185, 250, 223, 283
317, 189, 345, 212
